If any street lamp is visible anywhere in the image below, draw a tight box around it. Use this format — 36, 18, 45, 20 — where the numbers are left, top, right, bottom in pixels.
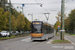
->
22, 4, 24, 34
28, 13, 33, 22
17, 4, 25, 34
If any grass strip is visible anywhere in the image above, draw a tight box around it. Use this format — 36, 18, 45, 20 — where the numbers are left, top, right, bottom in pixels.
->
0, 34, 29, 40
65, 33, 75, 36
0, 36, 16, 40
52, 40, 70, 44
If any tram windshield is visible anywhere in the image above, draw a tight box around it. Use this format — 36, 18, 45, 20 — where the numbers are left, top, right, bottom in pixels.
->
32, 24, 42, 33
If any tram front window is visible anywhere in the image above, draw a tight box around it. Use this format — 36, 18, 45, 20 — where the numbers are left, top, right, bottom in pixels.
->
32, 24, 42, 33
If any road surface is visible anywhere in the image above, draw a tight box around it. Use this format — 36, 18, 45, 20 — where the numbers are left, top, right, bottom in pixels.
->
0, 34, 75, 50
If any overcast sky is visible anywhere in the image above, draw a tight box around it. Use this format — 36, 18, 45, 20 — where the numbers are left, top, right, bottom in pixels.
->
9, 0, 75, 25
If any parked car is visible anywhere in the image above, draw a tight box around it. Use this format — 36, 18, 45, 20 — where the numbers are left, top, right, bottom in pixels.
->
0, 31, 10, 37
11, 31, 19, 36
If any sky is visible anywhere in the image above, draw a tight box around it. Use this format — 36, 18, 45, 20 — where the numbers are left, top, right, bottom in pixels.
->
8, 0, 75, 25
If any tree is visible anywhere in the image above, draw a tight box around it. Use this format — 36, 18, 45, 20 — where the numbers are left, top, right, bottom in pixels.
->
11, 15, 16, 30
65, 17, 70, 30
26, 20, 31, 31
4, 11, 10, 30
64, 9, 75, 33
56, 11, 67, 21
0, 0, 8, 11
68, 9, 75, 32
0, 8, 5, 31
11, 8, 21, 18
0, 4, 32, 32
54, 21, 61, 31
16, 14, 26, 31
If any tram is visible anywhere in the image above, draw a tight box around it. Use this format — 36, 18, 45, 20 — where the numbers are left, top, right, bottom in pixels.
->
30, 21, 54, 40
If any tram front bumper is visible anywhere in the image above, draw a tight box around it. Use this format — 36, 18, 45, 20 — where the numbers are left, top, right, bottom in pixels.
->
31, 37, 45, 40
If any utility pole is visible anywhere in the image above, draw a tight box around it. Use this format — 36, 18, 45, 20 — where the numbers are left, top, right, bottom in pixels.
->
61, 0, 65, 40
9, 0, 11, 36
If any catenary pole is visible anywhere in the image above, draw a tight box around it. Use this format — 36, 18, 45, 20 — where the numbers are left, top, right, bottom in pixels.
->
61, 0, 65, 40
9, 0, 11, 36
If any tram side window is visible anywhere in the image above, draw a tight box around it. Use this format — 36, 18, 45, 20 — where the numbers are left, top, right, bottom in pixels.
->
51, 27, 53, 33
44, 25, 46, 30
45, 25, 48, 34
43, 25, 46, 34
48, 26, 50, 33
41, 24, 44, 33
49, 27, 51, 33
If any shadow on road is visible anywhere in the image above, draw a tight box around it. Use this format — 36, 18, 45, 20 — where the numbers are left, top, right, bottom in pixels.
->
32, 40, 46, 42
31, 36, 54, 42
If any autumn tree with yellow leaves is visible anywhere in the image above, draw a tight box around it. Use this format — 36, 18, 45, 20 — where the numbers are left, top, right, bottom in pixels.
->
16, 14, 26, 31
0, 7, 31, 32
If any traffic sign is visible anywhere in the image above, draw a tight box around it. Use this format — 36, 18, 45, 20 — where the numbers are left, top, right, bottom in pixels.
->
58, 26, 60, 28
22, 4, 25, 7
58, 26, 60, 29
60, 30, 65, 31
58, 28, 60, 29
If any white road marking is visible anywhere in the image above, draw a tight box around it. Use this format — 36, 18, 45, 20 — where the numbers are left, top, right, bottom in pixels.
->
21, 38, 32, 42
21, 38, 39, 43
47, 39, 53, 44
65, 37, 75, 45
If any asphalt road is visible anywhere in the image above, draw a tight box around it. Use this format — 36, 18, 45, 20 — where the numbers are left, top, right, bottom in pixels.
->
0, 34, 75, 50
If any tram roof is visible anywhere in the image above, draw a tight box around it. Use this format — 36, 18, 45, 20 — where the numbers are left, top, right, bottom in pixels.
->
32, 21, 54, 27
